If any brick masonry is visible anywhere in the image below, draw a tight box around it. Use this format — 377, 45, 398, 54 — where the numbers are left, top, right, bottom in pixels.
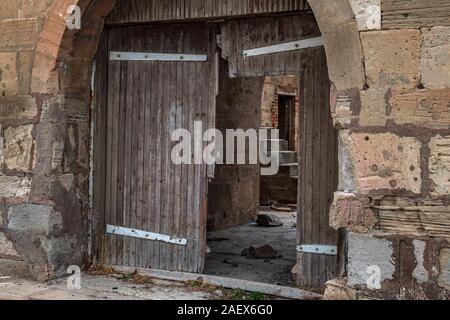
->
0, 0, 448, 298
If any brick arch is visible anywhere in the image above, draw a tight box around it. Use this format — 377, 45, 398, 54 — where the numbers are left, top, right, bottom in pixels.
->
31, 0, 116, 95
307, 0, 366, 91
32, 0, 365, 95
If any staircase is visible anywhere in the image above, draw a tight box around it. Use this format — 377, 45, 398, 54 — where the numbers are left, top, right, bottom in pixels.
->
260, 137, 298, 178
260, 136, 298, 205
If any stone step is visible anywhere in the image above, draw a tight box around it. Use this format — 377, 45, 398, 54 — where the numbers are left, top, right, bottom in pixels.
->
273, 151, 298, 164
279, 163, 298, 178
260, 139, 289, 152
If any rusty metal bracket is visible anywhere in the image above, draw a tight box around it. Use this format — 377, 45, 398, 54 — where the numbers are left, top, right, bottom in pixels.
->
296, 245, 337, 256
110, 51, 207, 62
243, 36, 323, 58
106, 225, 187, 246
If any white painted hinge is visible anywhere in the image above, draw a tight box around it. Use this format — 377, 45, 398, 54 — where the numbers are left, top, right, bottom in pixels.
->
110, 51, 207, 62
297, 244, 337, 256
243, 36, 323, 58
106, 225, 187, 246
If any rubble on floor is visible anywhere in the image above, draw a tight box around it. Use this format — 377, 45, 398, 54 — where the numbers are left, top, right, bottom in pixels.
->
204, 210, 297, 286
241, 245, 281, 260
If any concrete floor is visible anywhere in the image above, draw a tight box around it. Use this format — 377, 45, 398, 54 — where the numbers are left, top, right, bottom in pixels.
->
204, 209, 297, 287
0, 274, 225, 300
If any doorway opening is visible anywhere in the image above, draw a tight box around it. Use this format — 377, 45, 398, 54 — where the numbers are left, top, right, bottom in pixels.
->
93, 10, 339, 291
204, 68, 300, 286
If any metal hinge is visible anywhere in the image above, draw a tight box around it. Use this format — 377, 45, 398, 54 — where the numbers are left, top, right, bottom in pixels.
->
110, 51, 207, 62
106, 225, 187, 246
296, 244, 337, 256
243, 36, 323, 58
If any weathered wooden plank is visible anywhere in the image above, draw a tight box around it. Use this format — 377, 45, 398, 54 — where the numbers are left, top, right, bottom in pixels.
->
223, 13, 321, 78
382, 0, 450, 29
135, 30, 146, 268
93, 29, 109, 263
111, 266, 322, 300
107, 0, 310, 24
115, 26, 127, 267
297, 47, 338, 288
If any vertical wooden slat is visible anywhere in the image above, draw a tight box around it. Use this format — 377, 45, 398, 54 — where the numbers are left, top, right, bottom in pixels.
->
135, 29, 146, 268
167, 27, 178, 270
115, 26, 126, 266
148, 27, 159, 269
172, 28, 184, 270
93, 29, 108, 263
141, 29, 151, 268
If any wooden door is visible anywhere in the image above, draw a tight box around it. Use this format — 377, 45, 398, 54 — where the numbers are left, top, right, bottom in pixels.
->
93, 23, 216, 273
297, 48, 339, 288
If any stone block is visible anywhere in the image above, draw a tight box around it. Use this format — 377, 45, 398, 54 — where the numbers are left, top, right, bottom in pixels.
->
0, 175, 31, 198
388, 89, 450, 129
0, 259, 30, 278
348, 232, 395, 287
0, 19, 38, 51
22, 0, 52, 18
0, 232, 19, 258
322, 22, 366, 90
0, 52, 18, 96
7, 204, 62, 235
329, 192, 377, 232
308, 0, 356, 34
0, 0, 19, 20
4, 124, 34, 172
324, 278, 357, 300
438, 247, 450, 290
340, 131, 422, 194
421, 27, 450, 89
349, 0, 381, 31
429, 135, 450, 195
0, 96, 38, 121
0, 124, 3, 166
18, 52, 33, 95
359, 89, 388, 127
361, 29, 421, 90
413, 240, 429, 284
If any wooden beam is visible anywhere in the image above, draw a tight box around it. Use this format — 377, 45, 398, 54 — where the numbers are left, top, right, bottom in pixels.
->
243, 37, 323, 58
110, 266, 322, 300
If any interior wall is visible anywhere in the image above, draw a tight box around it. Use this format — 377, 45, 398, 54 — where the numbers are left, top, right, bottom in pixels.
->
207, 60, 262, 231
261, 75, 300, 151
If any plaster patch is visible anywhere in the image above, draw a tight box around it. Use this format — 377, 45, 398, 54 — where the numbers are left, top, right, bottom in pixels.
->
413, 240, 429, 284
348, 232, 395, 288
349, 0, 381, 31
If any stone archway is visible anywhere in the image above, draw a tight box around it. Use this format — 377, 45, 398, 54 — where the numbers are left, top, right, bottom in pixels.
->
24, 0, 363, 281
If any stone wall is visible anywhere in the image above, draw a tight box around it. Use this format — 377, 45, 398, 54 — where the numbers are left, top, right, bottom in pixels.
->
207, 59, 262, 230
261, 75, 300, 151
0, 0, 449, 298
0, 0, 114, 280
310, 0, 450, 299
